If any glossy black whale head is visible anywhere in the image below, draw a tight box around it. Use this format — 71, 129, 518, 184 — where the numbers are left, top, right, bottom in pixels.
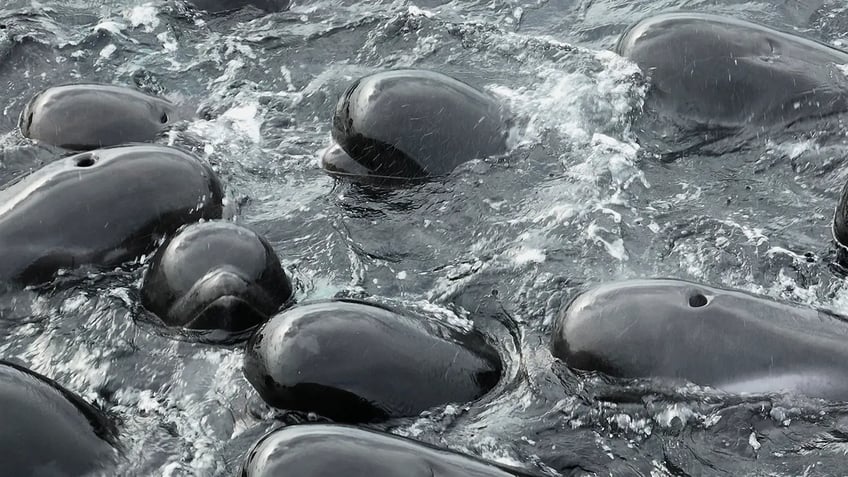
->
0, 360, 120, 475
551, 279, 848, 400
141, 221, 293, 333
329, 69, 511, 180
19, 83, 184, 150
243, 299, 502, 423
0, 144, 224, 285
616, 13, 848, 131
241, 424, 539, 477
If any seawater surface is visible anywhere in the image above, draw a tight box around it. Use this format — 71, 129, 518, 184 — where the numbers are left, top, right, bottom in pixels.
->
2, 0, 848, 475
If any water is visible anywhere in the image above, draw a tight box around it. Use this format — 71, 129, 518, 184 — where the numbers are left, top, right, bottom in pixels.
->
1, 0, 848, 475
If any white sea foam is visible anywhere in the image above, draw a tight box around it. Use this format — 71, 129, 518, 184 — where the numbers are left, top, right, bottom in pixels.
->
93, 20, 126, 36
99, 44, 117, 58
125, 4, 160, 32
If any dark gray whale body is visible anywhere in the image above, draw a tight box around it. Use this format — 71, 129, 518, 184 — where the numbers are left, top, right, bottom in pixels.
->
20, 84, 182, 150
617, 13, 848, 130
243, 300, 502, 423
0, 360, 119, 475
327, 69, 511, 180
141, 221, 293, 333
241, 424, 538, 477
551, 279, 848, 400
0, 145, 223, 285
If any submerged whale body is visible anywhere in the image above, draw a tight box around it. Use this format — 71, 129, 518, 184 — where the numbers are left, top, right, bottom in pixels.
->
243, 300, 502, 423
329, 69, 511, 180
188, 0, 291, 13
0, 360, 118, 475
20, 84, 182, 150
141, 221, 293, 333
0, 145, 224, 285
551, 279, 848, 400
616, 13, 848, 130
242, 424, 538, 477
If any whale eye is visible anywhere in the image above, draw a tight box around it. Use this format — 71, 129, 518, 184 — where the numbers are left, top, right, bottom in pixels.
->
75, 155, 95, 167
160, 112, 169, 124
688, 293, 708, 308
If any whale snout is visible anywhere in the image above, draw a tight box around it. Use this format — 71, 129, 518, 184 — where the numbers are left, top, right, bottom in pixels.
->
167, 268, 278, 332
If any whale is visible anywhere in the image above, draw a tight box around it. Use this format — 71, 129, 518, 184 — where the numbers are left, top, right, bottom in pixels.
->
329, 69, 511, 180
0, 145, 223, 285
141, 221, 293, 333
0, 360, 119, 475
616, 13, 848, 131
551, 279, 848, 400
243, 299, 502, 423
241, 424, 540, 477
19, 83, 183, 150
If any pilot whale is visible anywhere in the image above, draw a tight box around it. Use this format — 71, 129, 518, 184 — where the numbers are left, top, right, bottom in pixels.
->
328, 69, 511, 180
0, 360, 119, 475
20, 83, 183, 150
243, 299, 502, 422
617, 13, 848, 131
141, 221, 293, 333
551, 279, 848, 400
0, 145, 223, 285
241, 424, 539, 477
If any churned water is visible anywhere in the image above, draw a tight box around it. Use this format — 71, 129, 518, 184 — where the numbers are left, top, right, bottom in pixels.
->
2, 0, 848, 475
